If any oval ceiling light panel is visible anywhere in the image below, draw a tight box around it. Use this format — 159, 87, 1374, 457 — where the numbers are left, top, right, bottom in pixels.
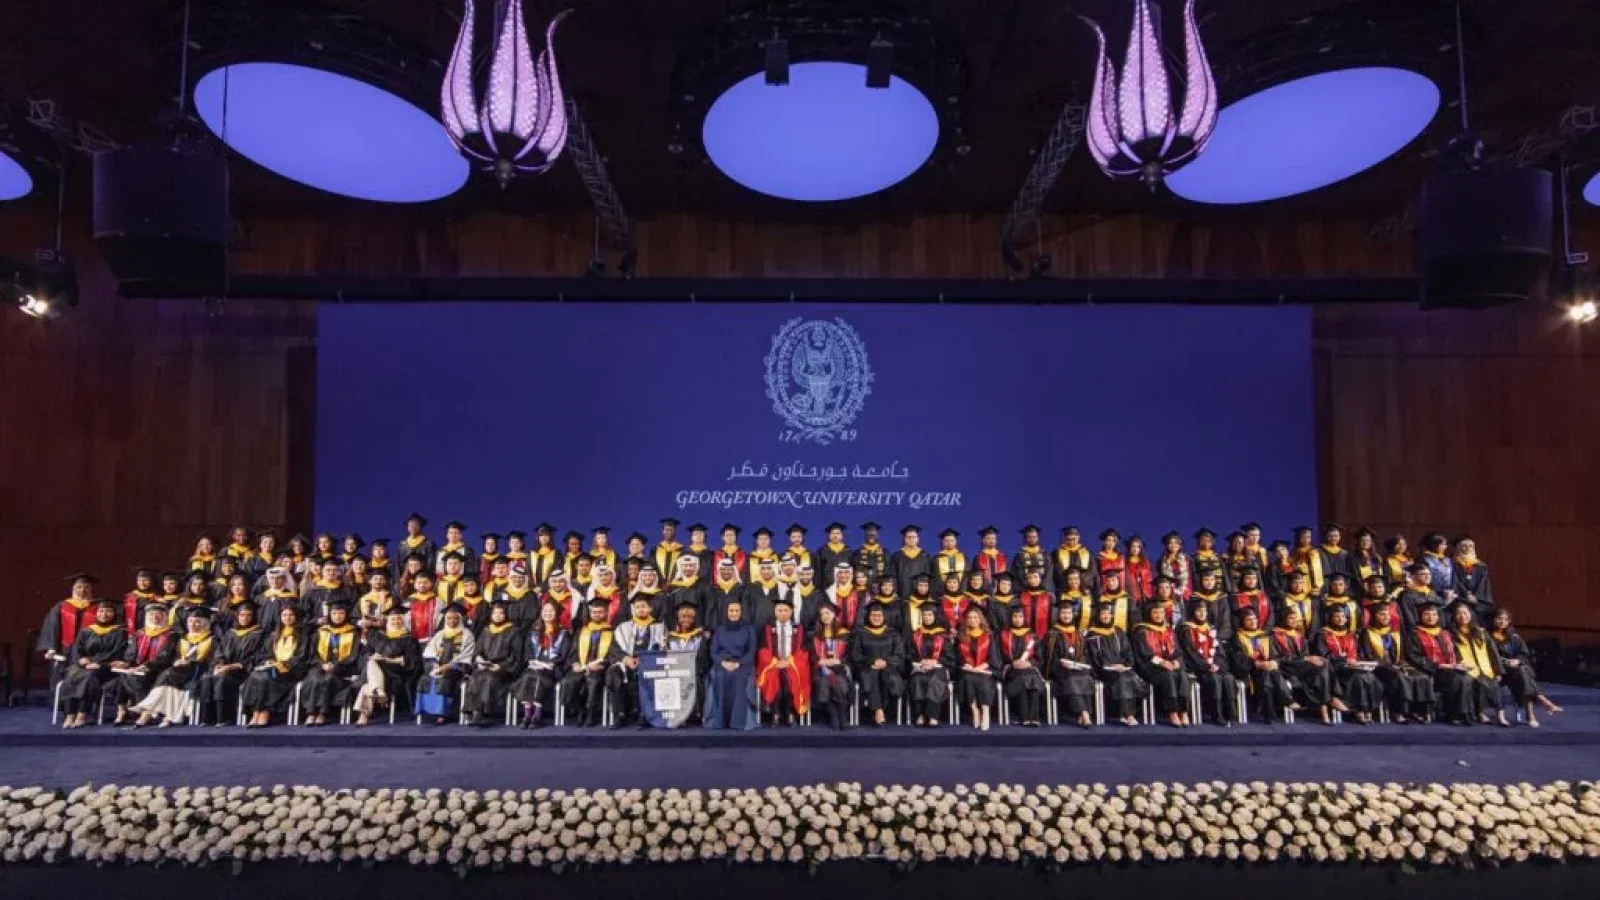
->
194, 62, 469, 203
0, 149, 34, 201
703, 61, 939, 202
1584, 170, 1600, 207
1168, 67, 1439, 205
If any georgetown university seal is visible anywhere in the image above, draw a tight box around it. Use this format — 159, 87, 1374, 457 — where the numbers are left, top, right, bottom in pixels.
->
764, 317, 873, 445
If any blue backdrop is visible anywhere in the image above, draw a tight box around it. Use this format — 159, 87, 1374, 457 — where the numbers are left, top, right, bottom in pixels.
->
316, 303, 1316, 550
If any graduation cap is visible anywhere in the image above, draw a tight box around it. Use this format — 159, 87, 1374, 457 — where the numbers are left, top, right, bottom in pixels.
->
1193, 527, 1216, 541
1407, 562, 1431, 576
876, 571, 898, 584
461, 571, 483, 584
1323, 522, 1344, 535
913, 571, 932, 582
941, 569, 963, 581
185, 570, 210, 584
660, 517, 681, 528
1292, 526, 1313, 537
442, 602, 468, 617
772, 594, 794, 609
1414, 595, 1444, 612
1155, 574, 1176, 586
640, 562, 661, 575
326, 597, 354, 613
1092, 598, 1119, 611
900, 524, 921, 536
370, 538, 390, 549
288, 533, 312, 547
1018, 524, 1040, 535
825, 522, 847, 533
342, 533, 366, 547
183, 605, 214, 621
405, 513, 429, 527
482, 532, 505, 543
1363, 573, 1387, 586
753, 526, 774, 539
1287, 569, 1309, 580
786, 523, 807, 536
529, 523, 553, 536
861, 521, 882, 532
586, 594, 612, 608
1268, 540, 1290, 552
720, 523, 742, 535
1196, 562, 1223, 576
444, 520, 467, 532
592, 526, 612, 536
1098, 528, 1119, 541
627, 532, 649, 546
563, 530, 584, 543
132, 566, 157, 578
687, 523, 709, 534
939, 528, 959, 540
673, 598, 700, 614
1125, 533, 1145, 546
440, 551, 466, 565
233, 598, 260, 614
978, 526, 999, 538
1241, 522, 1263, 533
1100, 566, 1124, 577
1235, 563, 1262, 575
1161, 531, 1182, 543
1328, 572, 1350, 583
994, 571, 1016, 582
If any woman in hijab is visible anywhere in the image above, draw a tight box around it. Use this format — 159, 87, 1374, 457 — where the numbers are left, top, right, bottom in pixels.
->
704, 598, 759, 730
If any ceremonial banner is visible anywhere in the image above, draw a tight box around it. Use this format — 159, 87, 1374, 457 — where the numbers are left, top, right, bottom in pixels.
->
318, 304, 1315, 541
639, 650, 700, 729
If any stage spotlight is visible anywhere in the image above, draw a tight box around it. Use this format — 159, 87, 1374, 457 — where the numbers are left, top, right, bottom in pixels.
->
16, 293, 56, 319
866, 38, 893, 89
765, 36, 790, 86
1568, 299, 1598, 325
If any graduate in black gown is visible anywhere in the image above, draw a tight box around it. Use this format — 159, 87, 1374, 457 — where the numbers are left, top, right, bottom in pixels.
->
1277, 570, 1319, 640
703, 598, 759, 731
907, 604, 955, 727
463, 602, 524, 727
890, 525, 933, 599
867, 573, 910, 636
955, 606, 999, 730
849, 603, 905, 726
131, 605, 215, 727
1451, 537, 1496, 622
243, 605, 312, 728
38, 574, 105, 693
1272, 605, 1336, 724
706, 558, 745, 630
852, 522, 889, 583
354, 607, 421, 725
110, 602, 178, 725
302, 560, 352, 626
564, 598, 621, 727
1312, 604, 1381, 724
200, 600, 269, 726
300, 600, 361, 725
1359, 599, 1432, 723
740, 557, 784, 629
1085, 600, 1147, 727
1042, 602, 1097, 728
814, 523, 854, 589
1131, 602, 1191, 727
664, 555, 709, 628
1406, 599, 1471, 724
1488, 607, 1562, 726
514, 602, 573, 729
1227, 607, 1295, 722
257, 568, 306, 629
1178, 599, 1237, 726
1450, 601, 1509, 726
809, 601, 854, 730
1318, 573, 1360, 637
998, 604, 1047, 727
397, 512, 438, 574
56, 598, 128, 728
1189, 565, 1229, 638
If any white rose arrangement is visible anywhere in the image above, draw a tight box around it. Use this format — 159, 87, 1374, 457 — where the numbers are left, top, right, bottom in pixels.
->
0, 781, 1597, 873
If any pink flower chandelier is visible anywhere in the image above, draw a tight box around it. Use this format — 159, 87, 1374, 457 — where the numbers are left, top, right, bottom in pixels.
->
440, 0, 572, 187
1081, 0, 1218, 189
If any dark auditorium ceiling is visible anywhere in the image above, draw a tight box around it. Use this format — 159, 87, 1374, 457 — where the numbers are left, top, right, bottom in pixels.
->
0, 0, 1595, 225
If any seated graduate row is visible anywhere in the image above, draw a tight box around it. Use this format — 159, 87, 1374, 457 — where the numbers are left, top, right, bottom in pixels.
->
48, 574, 1561, 734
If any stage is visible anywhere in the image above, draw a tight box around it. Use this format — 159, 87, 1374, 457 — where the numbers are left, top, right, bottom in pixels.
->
3, 684, 1597, 791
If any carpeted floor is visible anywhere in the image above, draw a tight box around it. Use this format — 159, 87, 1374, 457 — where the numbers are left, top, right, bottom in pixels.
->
0, 685, 1593, 791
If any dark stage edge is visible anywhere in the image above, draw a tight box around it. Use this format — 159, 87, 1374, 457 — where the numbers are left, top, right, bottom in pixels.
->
2, 858, 1600, 900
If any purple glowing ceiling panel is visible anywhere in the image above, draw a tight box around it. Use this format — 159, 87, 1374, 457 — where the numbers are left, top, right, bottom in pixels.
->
703, 61, 939, 201
0, 149, 33, 201
1168, 67, 1440, 205
1585, 171, 1600, 207
194, 62, 469, 203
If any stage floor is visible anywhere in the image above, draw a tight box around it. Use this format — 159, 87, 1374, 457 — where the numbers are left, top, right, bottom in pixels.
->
2, 685, 1595, 791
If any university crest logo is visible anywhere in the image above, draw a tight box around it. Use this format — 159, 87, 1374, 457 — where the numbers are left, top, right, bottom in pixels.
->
764, 317, 873, 445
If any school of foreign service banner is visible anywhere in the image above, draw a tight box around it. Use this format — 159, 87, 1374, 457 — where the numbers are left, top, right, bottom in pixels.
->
316, 304, 1316, 544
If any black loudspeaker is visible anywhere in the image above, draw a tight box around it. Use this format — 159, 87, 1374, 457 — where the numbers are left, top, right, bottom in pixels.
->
93, 146, 228, 295
1418, 166, 1553, 309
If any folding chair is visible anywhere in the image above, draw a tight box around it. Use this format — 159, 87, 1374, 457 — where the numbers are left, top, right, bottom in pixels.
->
51, 679, 109, 726
1093, 681, 1106, 725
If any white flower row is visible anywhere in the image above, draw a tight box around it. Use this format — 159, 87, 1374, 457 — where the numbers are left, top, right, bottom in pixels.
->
1, 781, 1598, 872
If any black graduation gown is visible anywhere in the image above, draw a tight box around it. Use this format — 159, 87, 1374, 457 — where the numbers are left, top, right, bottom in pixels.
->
1042, 627, 1097, 719
1189, 592, 1228, 637
664, 581, 710, 628
57, 624, 129, 711
1311, 628, 1382, 712
852, 543, 889, 581
241, 627, 314, 715
1262, 564, 1296, 605
199, 625, 270, 723
848, 626, 905, 712
488, 588, 542, 633
907, 628, 955, 717
1406, 627, 1471, 720
112, 628, 179, 707
464, 623, 525, 722
1227, 630, 1293, 717
1178, 622, 1238, 724
1317, 547, 1359, 590
867, 597, 909, 636
36, 599, 100, 686
890, 549, 933, 599
1009, 546, 1050, 583
1272, 628, 1333, 707
1084, 628, 1146, 719
396, 536, 439, 573
987, 596, 1021, 634
562, 624, 622, 724
1359, 627, 1433, 712
1453, 562, 1495, 619
258, 591, 309, 631
706, 582, 745, 631
741, 582, 782, 629
998, 629, 1047, 722
301, 625, 362, 715
1131, 624, 1191, 715
303, 584, 352, 625
1225, 591, 1274, 637
1278, 593, 1320, 638
361, 629, 422, 705
1490, 630, 1542, 704
815, 544, 854, 584
515, 628, 574, 709
1395, 587, 1439, 632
